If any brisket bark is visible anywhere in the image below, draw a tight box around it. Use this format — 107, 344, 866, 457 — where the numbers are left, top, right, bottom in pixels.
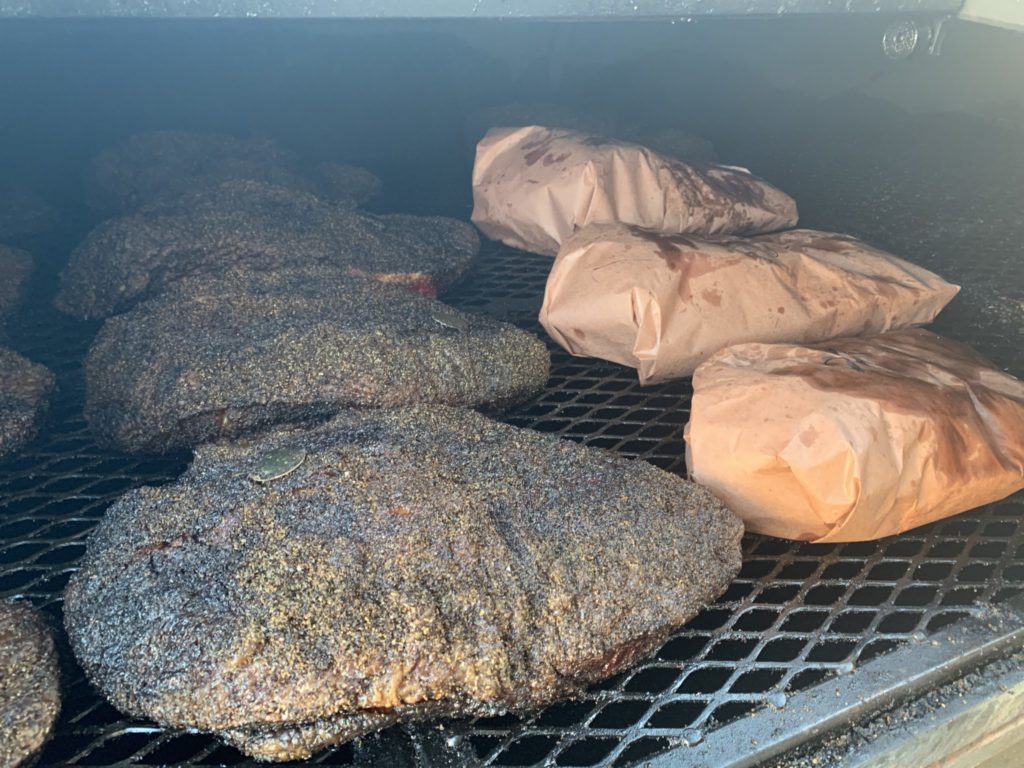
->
64, 406, 742, 762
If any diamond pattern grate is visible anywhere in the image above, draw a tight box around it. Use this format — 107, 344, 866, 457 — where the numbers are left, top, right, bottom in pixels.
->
0, 237, 1021, 768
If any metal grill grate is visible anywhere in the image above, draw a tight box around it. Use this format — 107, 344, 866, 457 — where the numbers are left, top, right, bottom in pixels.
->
0, 238, 1021, 768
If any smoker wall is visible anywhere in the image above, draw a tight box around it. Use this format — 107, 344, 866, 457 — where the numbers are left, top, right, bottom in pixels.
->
1, 17, 1023, 222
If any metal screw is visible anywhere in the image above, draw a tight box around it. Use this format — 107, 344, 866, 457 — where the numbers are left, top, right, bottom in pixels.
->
882, 20, 925, 60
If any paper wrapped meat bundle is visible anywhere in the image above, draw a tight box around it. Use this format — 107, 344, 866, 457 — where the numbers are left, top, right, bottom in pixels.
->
540, 224, 959, 384
84, 266, 550, 454
471, 126, 797, 256
685, 329, 1024, 543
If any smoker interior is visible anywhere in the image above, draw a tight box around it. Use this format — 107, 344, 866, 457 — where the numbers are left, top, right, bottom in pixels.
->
1, 15, 1023, 768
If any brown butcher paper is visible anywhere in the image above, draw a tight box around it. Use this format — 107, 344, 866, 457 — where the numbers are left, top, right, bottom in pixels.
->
471, 126, 797, 256
685, 329, 1024, 543
540, 224, 959, 384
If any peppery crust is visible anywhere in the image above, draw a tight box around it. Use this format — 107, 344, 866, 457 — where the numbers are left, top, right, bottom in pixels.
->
64, 406, 743, 761
84, 266, 550, 454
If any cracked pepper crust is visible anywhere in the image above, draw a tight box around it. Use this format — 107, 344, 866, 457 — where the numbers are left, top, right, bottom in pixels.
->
56, 179, 480, 319
0, 601, 61, 768
85, 130, 381, 214
0, 246, 33, 327
64, 406, 743, 762
84, 266, 550, 454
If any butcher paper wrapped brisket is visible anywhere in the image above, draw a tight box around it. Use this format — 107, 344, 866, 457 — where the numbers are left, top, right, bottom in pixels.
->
685, 329, 1024, 542
472, 125, 797, 256
0, 347, 55, 460
56, 179, 480, 319
540, 224, 959, 384
0, 600, 61, 768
